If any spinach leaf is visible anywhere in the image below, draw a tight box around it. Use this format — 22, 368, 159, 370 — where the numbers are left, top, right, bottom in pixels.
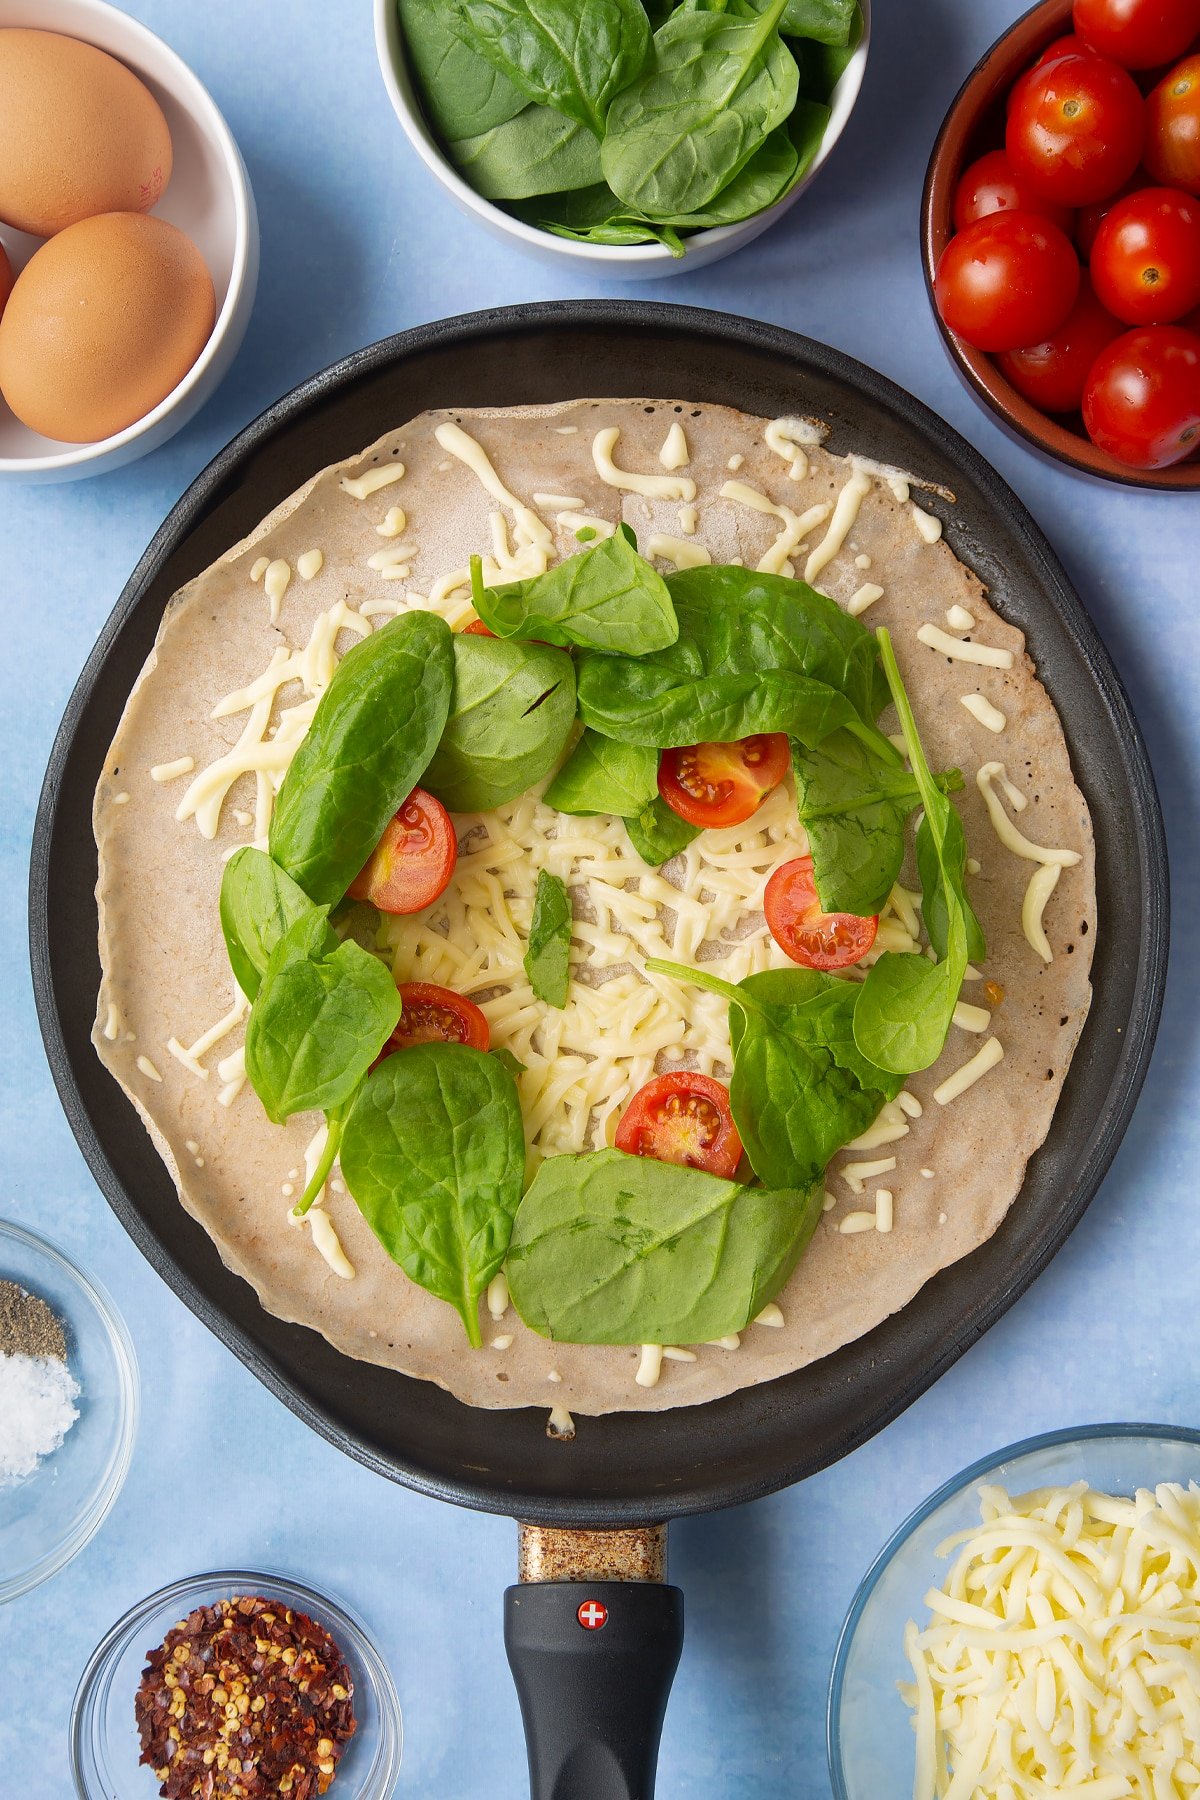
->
544, 731, 660, 817
422, 632, 577, 812
448, 0, 650, 134
471, 528, 678, 654
648, 959, 900, 1187
525, 869, 572, 1008
602, 0, 798, 219
653, 125, 797, 226
506, 1148, 823, 1344
398, 0, 526, 140
853, 631, 973, 1075
792, 731, 917, 917
790, 2, 863, 96
541, 211, 685, 253
448, 103, 603, 199
491, 1047, 527, 1077
245, 913, 402, 1125
626, 795, 701, 865
219, 848, 317, 1001
269, 611, 454, 908
917, 805, 986, 964
779, 0, 856, 45
578, 656, 859, 749
340, 1043, 525, 1346
783, 95, 832, 189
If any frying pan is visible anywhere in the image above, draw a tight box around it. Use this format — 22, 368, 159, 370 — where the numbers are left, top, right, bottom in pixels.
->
30, 301, 1167, 1798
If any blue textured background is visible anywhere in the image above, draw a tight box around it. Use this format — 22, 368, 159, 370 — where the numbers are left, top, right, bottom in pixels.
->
0, 2, 1192, 1795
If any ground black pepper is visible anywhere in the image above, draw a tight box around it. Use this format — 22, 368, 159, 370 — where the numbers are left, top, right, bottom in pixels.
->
0, 1279, 67, 1360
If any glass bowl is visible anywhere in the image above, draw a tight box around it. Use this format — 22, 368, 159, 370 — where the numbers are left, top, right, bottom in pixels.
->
827, 1424, 1200, 1798
0, 1217, 139, 1603
71, 1568, 403, 1799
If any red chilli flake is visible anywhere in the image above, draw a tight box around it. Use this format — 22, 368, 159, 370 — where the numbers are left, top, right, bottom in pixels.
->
134, 1595, 357, 1798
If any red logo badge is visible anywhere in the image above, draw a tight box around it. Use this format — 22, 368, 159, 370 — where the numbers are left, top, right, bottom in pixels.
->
577, 1599, 608, 1631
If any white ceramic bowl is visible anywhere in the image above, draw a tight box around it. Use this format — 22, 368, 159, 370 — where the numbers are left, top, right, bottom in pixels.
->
374, 0, 870, 277
0, 0, 259, 482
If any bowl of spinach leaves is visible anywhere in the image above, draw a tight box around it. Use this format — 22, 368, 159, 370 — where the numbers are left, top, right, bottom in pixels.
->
375, 0, 869, 274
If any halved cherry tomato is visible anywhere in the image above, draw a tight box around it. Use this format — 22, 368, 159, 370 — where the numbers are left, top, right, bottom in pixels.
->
1073, 0, 1200, 70
658, 734, 790, 830
381, 981, 490, 1055
934, 213, 1081, 352
1146, 54, 1200, 194
1090, 186, 1200, 320
1082, 322, 1200, 464
347, 787, 457, 915
996, 274, 1126, 409
952, 149, 1074, 233
764, 855, 878, 971
1007, 52, 1145, 206
463, 619, 495, 636
614, 1072, 743, 1179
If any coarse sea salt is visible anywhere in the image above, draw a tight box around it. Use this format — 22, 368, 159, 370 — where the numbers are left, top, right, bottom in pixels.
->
0, 1352, 80, 1485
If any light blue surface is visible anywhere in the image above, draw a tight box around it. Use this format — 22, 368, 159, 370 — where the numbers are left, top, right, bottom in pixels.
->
0, 2, 1193, 1795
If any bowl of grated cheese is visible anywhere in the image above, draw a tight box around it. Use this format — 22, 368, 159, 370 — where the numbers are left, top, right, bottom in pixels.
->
828, 1424, 1200, 1800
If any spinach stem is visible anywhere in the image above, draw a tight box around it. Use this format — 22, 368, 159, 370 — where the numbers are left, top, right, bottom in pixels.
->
876, 629, 948, 856
645, 956, 760, 1014
292, 1104, 347, 1218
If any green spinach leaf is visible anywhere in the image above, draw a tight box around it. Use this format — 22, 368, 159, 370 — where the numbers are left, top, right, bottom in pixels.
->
448, 0, 650, 134
398, 0, 526, 140
491, 1047, 528, 1077
602, 0, 798, 218
545, 731, 660, 817
792, 731, 918, 918
471, 528, 678, 654
506, 1148, 823, 1344
245, 913, 402, 1125
340, 1043, 525, 1346
448, 103, 603, 199
779, 0, 856, 45
917, 804, 986, 964
525, 869, 572, 1008
422, 632, 577, 812
648, 959, 900, 1187
653, 125, 797, 226
269, 611, 454, 908
790, 2, 863, 96
219, 848, 317, 1001
625, 795, 701, 865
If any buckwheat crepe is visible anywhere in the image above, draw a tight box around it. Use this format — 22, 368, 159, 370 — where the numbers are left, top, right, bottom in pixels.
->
92, 398, 1095, 1418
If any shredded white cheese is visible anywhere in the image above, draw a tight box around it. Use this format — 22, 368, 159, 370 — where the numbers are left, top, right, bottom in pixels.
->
487, 1272, 510, 1320
376, 506, 407, 538
556, 511, 616, 543
150, 757, 194, 783
250, 556, 269, 583
647, 533, 710, 571
912, 503, 943, 544
932, 1037, 1004, 1106
765, 415, 825, 481
977, 763, 1082, 871
636, 1344, 664, 1388
918, 623, 1014, 669
1023, 862, 1063, 965
848, 582, 885, 617
592, 425, 696, 502
136, 1055, 162, 1082
264, 560, 291, 625
946, 604, 975, 633
961, 693, 1007, 733
720, 479, 831, 577
754, 1303, 785, 1328
840, 1156, 897, 1195
297, 549, 324, 581
952, 1001, 991, 1033
340, 461, 405, 501
533, 492, 584, 510
678, 503, 698, 535
804, 472, 871, 584
658, 422, 689, 470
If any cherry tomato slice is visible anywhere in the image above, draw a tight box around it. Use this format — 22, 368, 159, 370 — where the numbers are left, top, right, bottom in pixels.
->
381, 981, 490, 1055
347, 787, 457, 915
1090, 185, 1200, 321
952, 148, 1075, 233
1146, 54, 1200, 194
764, 855, 878, 971
934, 212, 1081, 352
1083, 321, 1200, 464
658, 733, 790, 830
1006, 51, 1145, 207
614, 1072, 744, 1179
463, 619, 495, 636
995, 273, 1126, 409
1073, 0, 1200, 70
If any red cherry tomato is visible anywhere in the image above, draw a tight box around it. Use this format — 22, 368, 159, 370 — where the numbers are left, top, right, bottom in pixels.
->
381, 982, 490, 1054
952, 149, 1074, 233
614, 1072, 744, 1179
934, 213, 1080, 352
463, 619, 495, 636
1006, 52, 1145, 206
658, 733, 790, 830
1090, 186, 1200, 321
1076, 174, 1146, 254
1082, 322, 1200, 464
1073, 0, 1200, 70
1146, 54, 1200, 193
995, 274, 1126, 410
347, 787, 457, 915
764, 855, 878, 972
1007, 35, 1095, 116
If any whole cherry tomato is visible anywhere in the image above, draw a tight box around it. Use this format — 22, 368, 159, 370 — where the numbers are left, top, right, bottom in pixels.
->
1090, 186, 1200, 321
1146, 54, 1200, 194
657, 734, 790, 830
1007, 51, 1145, 206
1076, 175, 1146, 255
934, 212, 1080, 352
996, 275, 1125, 410
1082, 322, 1200, 464
1007, 35, 1095, 115
614, 1072, 744, 1179
763, 856, 878, 971
952, 149, 1074, 234
1073, 0, 1200, 70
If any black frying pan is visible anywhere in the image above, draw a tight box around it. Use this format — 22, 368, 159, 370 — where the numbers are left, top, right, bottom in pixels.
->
30, 302, 1167, 1798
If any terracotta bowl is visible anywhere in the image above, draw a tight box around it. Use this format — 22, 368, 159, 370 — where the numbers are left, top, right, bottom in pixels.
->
921, 0, 1200, 491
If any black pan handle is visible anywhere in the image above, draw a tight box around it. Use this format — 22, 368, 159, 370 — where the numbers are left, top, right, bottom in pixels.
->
505, 1579, 684, 1800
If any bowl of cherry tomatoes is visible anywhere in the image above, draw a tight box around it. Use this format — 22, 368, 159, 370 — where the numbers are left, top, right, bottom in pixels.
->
923, 0, 1200, 487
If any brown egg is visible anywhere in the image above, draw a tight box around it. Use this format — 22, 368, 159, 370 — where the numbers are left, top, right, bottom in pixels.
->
0, 213, 215, 443
0, 240, 11, 321
0, 29, 173, 237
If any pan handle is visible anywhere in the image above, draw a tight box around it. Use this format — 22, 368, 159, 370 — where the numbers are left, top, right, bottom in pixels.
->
504, 1525, 684, 1800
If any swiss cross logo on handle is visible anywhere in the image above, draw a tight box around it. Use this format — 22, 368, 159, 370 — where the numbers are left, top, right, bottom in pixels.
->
577, 1599, 609, 1631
